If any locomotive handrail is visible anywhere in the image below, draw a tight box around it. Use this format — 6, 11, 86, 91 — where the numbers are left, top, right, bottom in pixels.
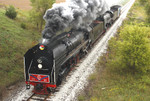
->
51, 61, 54, 84
27, 60, 33, 81
61, 40, 89, 66
51, 67, 54, 83
53, 59, 56, 84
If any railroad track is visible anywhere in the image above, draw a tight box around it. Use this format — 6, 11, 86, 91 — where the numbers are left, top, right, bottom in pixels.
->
25, 93, 51, 101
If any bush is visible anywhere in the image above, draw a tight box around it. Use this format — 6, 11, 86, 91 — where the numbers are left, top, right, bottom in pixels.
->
5, 5, 17, 19
20, 23, 26, 29
117, 24, 150, 73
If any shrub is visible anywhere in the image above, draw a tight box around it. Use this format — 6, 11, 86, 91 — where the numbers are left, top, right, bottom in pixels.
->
5, 5, 17, 19
20, 23, 26, 29
117, 24, 150, 73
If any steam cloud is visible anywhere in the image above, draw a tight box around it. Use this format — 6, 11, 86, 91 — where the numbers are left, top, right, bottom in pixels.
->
42, 0, 109, 38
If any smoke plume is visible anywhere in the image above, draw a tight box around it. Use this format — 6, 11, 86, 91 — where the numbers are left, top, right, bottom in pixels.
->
42, 0, 109, 38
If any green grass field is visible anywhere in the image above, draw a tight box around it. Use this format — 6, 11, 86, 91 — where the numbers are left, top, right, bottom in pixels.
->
78, 0, 150, 101
0, 9, 41, 96
79, 63, 150, 101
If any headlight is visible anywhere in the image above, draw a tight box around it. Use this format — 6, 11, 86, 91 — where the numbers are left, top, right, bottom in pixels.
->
38, 64, 43, 69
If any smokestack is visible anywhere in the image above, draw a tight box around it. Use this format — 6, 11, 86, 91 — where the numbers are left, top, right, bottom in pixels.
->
42, 0, 109, 38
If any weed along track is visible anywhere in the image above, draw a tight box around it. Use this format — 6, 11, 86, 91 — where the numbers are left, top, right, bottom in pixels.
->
9, 0, 135, 101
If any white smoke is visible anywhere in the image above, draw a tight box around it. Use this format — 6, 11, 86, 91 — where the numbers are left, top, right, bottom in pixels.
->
42, 0, 109, 38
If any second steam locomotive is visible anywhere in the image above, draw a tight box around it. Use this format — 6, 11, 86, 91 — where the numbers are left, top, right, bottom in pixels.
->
24, 5, 121, 94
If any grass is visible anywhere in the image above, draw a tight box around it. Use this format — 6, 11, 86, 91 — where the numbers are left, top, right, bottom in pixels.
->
0, 8, 41, 96
79, 57, 150, 101
78, 0, 150, 101
127, 0, 147, 23
79, 64, 150, 101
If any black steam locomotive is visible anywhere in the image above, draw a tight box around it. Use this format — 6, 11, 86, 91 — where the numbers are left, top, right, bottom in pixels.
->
24, 5, 121, 94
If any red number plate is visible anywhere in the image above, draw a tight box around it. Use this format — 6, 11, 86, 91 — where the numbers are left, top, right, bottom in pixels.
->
29, 74, 50, 83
